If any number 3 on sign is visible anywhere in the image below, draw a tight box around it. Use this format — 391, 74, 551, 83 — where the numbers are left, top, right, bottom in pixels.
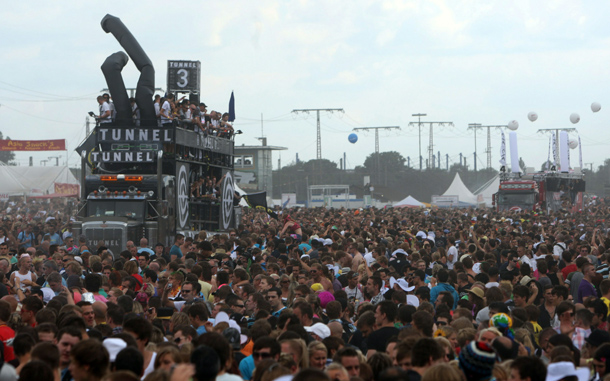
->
177, 69, 188, 88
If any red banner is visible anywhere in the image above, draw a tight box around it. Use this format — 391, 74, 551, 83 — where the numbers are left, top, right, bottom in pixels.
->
54, 183, 79, 196
0, 139, 66, 151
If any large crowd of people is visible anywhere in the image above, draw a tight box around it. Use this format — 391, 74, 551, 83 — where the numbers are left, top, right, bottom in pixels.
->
0, 197, 609, 381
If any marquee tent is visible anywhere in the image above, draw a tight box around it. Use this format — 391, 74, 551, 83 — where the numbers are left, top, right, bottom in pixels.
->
474, 175, 500, 208
394, 195, 425, 208
0, 165, 79, 198
441, 173, 477, 206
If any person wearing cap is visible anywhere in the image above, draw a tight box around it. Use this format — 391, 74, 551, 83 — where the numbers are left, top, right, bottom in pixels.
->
305, 323, 331, 341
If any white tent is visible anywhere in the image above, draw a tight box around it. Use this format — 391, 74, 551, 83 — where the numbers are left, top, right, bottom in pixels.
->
0, 165, 79, 198
234, 183, 249, 207
394, 195, 424, 208
474, 175, 500, 208
442, 173, 477, 205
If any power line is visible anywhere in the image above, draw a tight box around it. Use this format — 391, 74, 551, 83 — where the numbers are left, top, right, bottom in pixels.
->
0, 103, 83, 125
468, 123, 507, 170
292, 108, 344, 159
351, 126, 401, 154
408, 114, 453, 170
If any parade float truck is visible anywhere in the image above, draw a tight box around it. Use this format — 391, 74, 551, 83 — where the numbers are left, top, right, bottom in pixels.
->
494, 171, 585, 213
72, 15, 236, 255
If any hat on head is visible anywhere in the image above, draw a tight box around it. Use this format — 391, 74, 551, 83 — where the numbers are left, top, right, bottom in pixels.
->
489, 313, 514, 339
546, 361, 590, 381
318, 291, 335, 308
214, 312, 230, 327
40, 287, 55, 303
458, 341, 496, 380
389, 277, 414, 292
468, 287, 485, 300
157, 307, 174, 320
519, 275, 533, 286
586, 329, 610, 348
222, 327, 244, 350
103, 338, 127, 362
305, 323, 331, 340
311, 283, 324, 292
134, 292, 148, 307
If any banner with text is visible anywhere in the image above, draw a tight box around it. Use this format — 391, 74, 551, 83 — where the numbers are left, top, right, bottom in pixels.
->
54, 183, 80, 196
0, 139, 66, 151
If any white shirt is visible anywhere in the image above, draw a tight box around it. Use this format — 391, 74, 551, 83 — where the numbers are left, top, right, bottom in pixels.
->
447, 245, 459, 270
99, 102, 112, 123
160, 101, 172, 123
520, 255, 537, 271
553, 242, 566, 260
109, 101, 116, 120
363, 252, 375, 266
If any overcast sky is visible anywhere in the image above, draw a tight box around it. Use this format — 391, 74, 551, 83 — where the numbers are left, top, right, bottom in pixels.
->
1, 1, 609, 176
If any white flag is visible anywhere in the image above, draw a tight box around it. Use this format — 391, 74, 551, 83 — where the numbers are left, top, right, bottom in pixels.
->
578, 135, 583, 170
499, 131, 506, 166
552, 133, 558, 167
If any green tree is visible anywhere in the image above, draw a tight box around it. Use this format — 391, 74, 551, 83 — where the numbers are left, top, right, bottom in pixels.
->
363, 151, 406, 173
0, 132, 15, 165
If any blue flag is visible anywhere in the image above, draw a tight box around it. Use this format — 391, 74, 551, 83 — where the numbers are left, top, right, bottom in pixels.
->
228, 91, 235, 122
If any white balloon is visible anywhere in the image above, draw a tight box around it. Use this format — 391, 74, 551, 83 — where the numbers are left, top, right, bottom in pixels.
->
527, 112, 538, 122
591, 102, 602, 113
568, 139, 578, 149
570, 113, 580, 124
507, 120, 519, 131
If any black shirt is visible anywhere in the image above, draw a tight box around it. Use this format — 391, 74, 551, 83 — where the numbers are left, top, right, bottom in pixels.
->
348, 329, 368, 354
366, 326, 399, 353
